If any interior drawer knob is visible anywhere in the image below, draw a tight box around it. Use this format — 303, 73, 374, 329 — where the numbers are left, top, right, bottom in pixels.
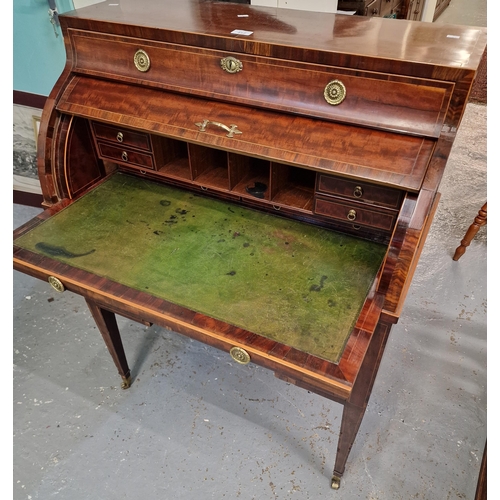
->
229, 347, 251, 365
134, 49, 151, 72
353, 186, 363, 198
121, 151, 129, 161
347, 209, 357, 221
324, 80, 346, 106
116, 132, 124, 143
220, 56, 243, 74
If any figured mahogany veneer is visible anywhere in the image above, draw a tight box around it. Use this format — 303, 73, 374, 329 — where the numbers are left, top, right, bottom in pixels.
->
69, 29, 453, 136
14, 0, 486, 491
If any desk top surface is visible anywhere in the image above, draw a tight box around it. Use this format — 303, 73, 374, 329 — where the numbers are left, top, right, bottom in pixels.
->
15, 173, 386, 363
60, 0, 486, 70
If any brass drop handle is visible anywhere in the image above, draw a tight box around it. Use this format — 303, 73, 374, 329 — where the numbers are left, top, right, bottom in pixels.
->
220, 56, 243, 74
347, 209, 357, 221
116, 132, 124, 143
353, 186, 363, 198
195, 119, 242, 138
121, 151, 129, 162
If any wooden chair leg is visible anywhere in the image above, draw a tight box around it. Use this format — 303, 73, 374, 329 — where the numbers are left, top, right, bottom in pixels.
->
453, 203, 487, 261
85, 299, 132, 389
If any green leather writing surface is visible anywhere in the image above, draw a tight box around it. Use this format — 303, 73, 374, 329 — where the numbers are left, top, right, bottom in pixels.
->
16, 173, 386, 363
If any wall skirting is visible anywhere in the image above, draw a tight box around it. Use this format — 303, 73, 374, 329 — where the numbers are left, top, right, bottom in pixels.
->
14, 190, 43, 208
13, 90, 47, 109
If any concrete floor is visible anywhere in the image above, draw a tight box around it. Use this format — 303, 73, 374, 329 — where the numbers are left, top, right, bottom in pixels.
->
13, 5, 486, 500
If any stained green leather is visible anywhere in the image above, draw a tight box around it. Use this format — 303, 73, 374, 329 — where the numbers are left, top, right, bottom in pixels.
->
16, 173, 386, 363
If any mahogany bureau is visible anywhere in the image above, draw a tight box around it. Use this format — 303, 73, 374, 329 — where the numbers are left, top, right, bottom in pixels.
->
13, 0, 486, 490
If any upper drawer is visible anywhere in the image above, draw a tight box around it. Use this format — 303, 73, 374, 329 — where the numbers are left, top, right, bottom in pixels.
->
69, 30, 453, 137
57, 76, 437, 192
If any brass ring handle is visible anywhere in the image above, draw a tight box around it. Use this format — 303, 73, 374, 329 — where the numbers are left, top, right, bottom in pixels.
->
220, 56, 243, 74
347, 209, 357, 221
121, 151, 128, 161
230, 347, 251, 365
353, 186, 363, 198
195, 119, 242, 138
324, 80, 346, 106
116, 132, 124, 143
134, 49, 150, 72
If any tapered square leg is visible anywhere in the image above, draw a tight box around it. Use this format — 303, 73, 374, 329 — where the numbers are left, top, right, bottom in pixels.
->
85, 299, 132, 389
332, 322, 392, 488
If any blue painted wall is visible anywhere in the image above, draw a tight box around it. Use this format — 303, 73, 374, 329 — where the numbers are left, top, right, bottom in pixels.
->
13, 0, 75, 96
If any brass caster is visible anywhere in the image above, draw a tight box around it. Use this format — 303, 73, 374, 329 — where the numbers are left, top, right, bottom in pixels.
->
121, 375, 132, 389
331, 475, 341, 490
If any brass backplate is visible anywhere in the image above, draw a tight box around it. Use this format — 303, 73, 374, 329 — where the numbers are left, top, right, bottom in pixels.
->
324, 80, 346, 106
48, 276, 65, 293
220, 56, 243, 74
134, 49, 151, 72
229, 346, 251, 365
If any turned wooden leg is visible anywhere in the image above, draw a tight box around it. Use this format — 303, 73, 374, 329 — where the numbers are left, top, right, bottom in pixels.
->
85, 299, 132, 389
453, 203, 487, 261
332, 322, 392, 488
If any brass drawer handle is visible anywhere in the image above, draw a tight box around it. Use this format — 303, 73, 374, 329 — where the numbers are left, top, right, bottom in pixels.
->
324, 80, 346, 106
353, 186, 363, 198
220, 56, 243, 74
48, 276, 65, 293
230, 347, 251, 365
195, 119, 242, 138
347, 209, 357, 221
134, 49, 150, 72
116, 132, 124, 143
121, 151, 129, 162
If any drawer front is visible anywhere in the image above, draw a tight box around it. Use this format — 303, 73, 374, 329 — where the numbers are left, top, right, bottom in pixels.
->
92, 122, 151, 151
314, 196, 398, 231
317, 174, 403, 209
70, 30, 452, 137
98, 143, 155, 170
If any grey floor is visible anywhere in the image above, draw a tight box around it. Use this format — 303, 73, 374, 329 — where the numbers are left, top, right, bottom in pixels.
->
13, 4, 486, 500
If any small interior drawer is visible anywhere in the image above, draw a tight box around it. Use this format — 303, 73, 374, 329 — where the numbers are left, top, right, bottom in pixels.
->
314, 195, 398, 231
317, 174, 403, 209
97, 142, 155, 170
92, 122, 151, 151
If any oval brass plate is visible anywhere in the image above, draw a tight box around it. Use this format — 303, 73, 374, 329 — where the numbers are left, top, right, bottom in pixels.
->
220, 56, 243, 74
134, 49, 151, 72
229, 347, 251, 365
48, 276, 65, 293
324, 80, 346, 106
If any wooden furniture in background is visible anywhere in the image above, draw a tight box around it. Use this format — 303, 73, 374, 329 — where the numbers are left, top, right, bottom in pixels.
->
453, 203, 487, 261
13, 0, 486, 490
337, 0, 403, 17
